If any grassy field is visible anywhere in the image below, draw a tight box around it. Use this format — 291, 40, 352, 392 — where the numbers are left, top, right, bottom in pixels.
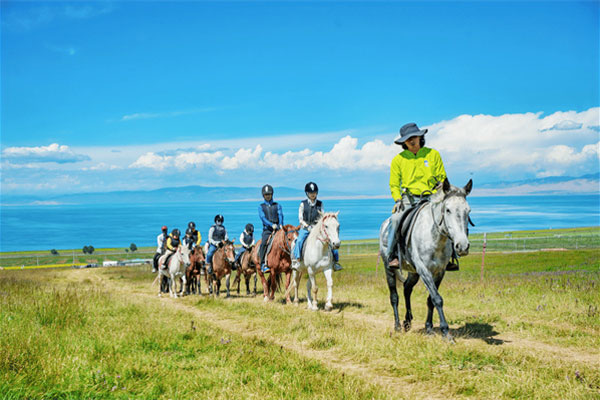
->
1, 234, 599, 399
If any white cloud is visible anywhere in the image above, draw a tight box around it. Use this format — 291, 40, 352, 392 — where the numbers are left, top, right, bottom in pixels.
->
2, 143, 90, 164
121, 107, 216, 121
427, 107, 599, 177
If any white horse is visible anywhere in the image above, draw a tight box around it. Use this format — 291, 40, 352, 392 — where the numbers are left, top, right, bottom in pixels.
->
291, 211, 341, 311
379, 178, 472, 341
158, 245, 191, 298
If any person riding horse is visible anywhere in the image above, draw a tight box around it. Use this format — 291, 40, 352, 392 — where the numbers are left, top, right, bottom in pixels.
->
187, 221, 202, 249
158, 228, 181, 270
206, 214, 229, 276
387, 122, 458, 271
292, 182, 342, 272
258, 184, 284, 273
235, 223, 255, 269
153, 225, 168, 273
182, 228, 196, 250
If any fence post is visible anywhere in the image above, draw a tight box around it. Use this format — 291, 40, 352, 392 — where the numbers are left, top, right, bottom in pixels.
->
480, 232, 487, 285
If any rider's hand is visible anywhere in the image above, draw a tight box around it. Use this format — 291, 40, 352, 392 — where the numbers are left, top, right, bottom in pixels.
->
392, 200, 403, 214
272, 224, 278, 230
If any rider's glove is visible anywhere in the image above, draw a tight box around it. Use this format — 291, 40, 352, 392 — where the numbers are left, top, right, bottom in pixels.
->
272, 224, 278, 230
392, 200, 403, 214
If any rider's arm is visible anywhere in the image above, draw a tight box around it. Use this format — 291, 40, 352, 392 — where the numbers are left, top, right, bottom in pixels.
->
195, 232, 202, 247
166, 237, 175, 251
298, 202, 308, 229
430, 149, 447, 187
239, 232, 247, 248
208, 227, 219, 246
258, 203, 271, 227
389, 155, 403, 202
277, 203, 284, 227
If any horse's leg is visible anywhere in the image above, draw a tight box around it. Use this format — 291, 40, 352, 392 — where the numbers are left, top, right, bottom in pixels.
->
384, 263, 400, 331
307, 271, 318, 311
170, 273, 177, 298
225, 273, 231, 298
181, 275, 187, 297
245, 275, 251, 296
323, 267, 333, 311
402, 272, 420, 332
293, 270, 302, 306
418, 269, 451, 340
284, 270, 292, 305
258, 272, 269, 302
157, 272, 163, 297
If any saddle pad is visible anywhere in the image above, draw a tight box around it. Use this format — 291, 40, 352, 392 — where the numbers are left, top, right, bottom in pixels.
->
399, 200, 429, 254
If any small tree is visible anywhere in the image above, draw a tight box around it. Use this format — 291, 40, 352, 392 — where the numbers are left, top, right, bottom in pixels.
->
50, 249, 59, 255
82, 245, 95, 254
88, 246, 94, 254
130, 243, 137, 252
82, 246, 88, 254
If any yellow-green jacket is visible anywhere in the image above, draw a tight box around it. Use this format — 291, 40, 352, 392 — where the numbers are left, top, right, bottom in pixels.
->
389, 147, 447, 202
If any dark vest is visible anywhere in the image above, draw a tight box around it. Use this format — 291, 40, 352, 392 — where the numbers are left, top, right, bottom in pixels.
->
169, 236, 180, 248
183, 236, 194, 249
302, 199, 322, 226
261, 202, 279, 225
241, 231, 253, 247
212, 224, 226, 241
191, 229, 199, 244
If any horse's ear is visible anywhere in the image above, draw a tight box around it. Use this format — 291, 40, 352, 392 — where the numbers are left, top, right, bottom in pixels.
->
442, 178, 451, 194
464, 179, 473, 196
295, 224, 302, 231
335, 211, 339, 217
231, 238, 235, 243
318, 209, 324, 216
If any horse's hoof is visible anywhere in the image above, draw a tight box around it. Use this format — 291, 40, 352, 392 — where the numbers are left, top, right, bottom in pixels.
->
293, 301, 299, 307
263, 296, 269, 302
394, 324, 401, 332
403, 321, 411, 332
444, 334, 455, 344
324, 303, 333, 312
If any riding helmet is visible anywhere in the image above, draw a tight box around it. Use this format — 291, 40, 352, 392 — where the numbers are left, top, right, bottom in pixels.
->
262, 184, 274, 196
305, 182, 319, 194
188, 221, 195, 229
214, 214, 224, 223
161, 225, 168, 232
172, 229, 181, 237
186, 227, 194, 236
245, 223, 254, 233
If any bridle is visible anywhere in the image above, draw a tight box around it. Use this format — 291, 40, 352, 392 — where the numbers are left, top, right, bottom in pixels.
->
317, 215, 338, 246
277, 227, 298, 255
430, 194, 475, 239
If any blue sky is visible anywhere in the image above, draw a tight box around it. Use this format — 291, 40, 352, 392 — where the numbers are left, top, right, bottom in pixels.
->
1, 1, 599, 197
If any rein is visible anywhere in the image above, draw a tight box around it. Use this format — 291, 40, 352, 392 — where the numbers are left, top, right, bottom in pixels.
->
318, 215, 336, 246
277, 228, 298, 255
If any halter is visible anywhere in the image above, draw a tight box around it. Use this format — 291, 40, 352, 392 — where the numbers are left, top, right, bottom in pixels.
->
430, 194, 475, 239
277, 227, 298, 255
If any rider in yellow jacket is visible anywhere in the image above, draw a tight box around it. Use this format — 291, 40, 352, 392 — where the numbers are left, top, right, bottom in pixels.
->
387, 123, 455, 270
158, 229, 181, 269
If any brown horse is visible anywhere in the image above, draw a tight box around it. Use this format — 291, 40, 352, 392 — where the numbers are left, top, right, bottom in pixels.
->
185, 247, 206, 295
251, 224, 300, 303
232, 245, 257, 296
209, 240, 236, 297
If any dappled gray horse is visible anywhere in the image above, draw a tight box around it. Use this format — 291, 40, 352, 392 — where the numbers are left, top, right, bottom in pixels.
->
379, 178, 472, 341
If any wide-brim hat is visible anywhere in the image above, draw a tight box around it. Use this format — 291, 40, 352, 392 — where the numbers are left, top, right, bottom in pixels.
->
394, 122, 428, 144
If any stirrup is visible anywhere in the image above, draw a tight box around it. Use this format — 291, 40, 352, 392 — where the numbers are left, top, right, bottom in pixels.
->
261, 264, 270, 273
333, 263, 343, 272
388, 258, 400, 268
446, 261, 459, 271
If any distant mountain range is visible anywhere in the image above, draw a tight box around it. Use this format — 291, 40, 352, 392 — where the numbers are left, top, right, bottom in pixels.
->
2, 173, 598, 206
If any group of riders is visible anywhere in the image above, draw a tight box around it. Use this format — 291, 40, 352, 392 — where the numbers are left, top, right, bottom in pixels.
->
152, 181, 344, 276
152, 121, 459, 277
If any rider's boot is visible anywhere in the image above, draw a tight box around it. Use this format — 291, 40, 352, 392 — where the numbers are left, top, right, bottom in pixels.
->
261, 262, 270, 273
446, 259, 459, 271
206, 264, 213, 275
333, 263, 343, 272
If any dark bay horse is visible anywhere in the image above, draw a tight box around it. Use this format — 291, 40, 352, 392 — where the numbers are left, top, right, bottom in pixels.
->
379, 178, 473, 341
209, 240, 236, 297
232, 244, 258, 296
185, 247, 206, 295
251, 225, 299, 303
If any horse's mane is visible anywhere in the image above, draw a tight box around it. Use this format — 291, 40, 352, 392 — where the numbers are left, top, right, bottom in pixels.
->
314, 211, 338, 226
430, 182, 467, 204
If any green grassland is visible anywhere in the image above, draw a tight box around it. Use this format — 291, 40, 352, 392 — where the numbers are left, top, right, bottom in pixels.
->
1, 229, 599, 399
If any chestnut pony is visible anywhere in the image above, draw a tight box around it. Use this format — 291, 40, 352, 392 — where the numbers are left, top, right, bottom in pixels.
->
251, 224, 300, 303
232, 244, 258, 296
208, 240, 236, 297
185, 247, 206, 295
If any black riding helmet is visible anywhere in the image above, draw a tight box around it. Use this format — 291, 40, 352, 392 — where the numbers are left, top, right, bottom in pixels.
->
305, 182, 318, 194
185, 227, 194, 236
172, 228, 181, 238
214, 214, 224, 224
245, 223, 254, 233
188, 221, 195, 229
262, 184, 274, 196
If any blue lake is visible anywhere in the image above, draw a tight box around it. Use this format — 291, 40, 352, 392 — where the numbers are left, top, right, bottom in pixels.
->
1, 195, 599, 252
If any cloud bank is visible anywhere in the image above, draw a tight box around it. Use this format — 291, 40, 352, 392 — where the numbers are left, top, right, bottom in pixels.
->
2, 143, 90, 164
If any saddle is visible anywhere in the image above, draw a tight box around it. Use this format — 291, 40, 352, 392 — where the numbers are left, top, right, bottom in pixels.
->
397, 199, 430, 255
263, 231, 278, 267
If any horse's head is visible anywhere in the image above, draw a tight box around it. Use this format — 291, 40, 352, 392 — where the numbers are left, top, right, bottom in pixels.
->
191, 247, 205, 264
179, 244, 192, 267
433, 178, 473, 257
317, 211, 341, 250
222, 239, 236, 264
